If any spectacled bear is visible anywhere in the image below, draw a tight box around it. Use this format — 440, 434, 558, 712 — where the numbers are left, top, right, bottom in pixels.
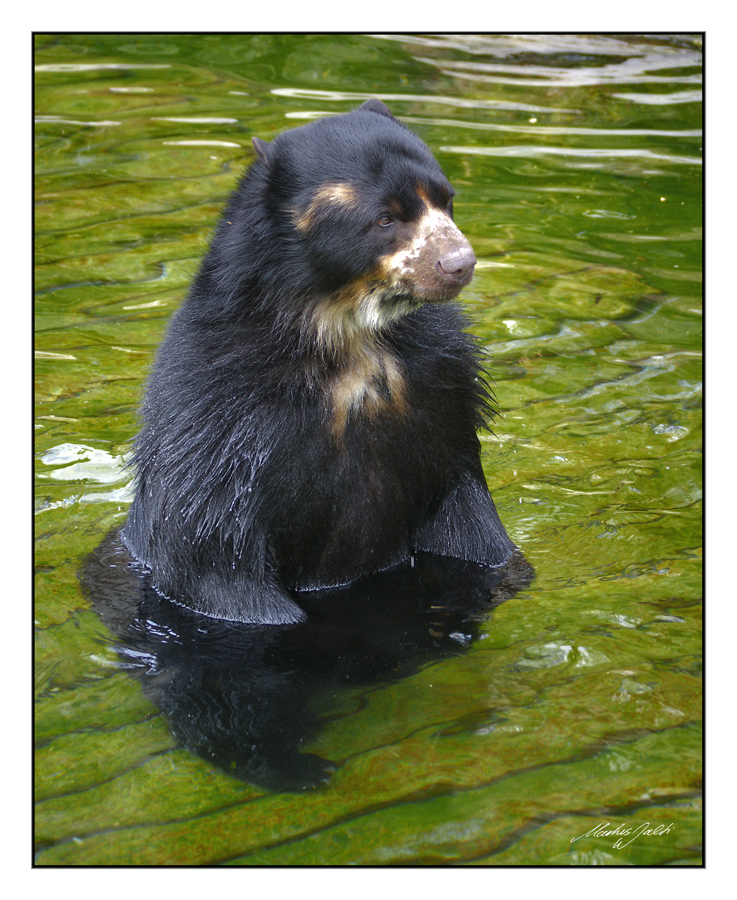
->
122, 99, 516, 625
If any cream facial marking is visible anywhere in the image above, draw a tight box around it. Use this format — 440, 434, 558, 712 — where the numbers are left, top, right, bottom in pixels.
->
387, 204, 465, 277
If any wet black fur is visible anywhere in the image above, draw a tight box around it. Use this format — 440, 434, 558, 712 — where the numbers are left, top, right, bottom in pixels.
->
122, 100, 515, 624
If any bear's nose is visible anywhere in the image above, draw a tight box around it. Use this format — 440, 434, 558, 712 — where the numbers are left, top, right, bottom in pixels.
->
436, 244, 476, 284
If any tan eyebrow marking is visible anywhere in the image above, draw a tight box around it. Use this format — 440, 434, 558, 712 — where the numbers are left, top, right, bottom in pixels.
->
293, 182, 361, 232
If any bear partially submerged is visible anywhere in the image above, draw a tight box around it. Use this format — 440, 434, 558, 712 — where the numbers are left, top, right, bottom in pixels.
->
122, 99, 516, 624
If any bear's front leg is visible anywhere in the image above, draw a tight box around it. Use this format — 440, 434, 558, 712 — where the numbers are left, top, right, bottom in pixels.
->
413, 470, 515, 568
188, 568, 307, 625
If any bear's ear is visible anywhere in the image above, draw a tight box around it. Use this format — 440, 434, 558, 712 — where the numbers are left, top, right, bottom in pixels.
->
359, 98, 395, 119
252, 136, 272, 165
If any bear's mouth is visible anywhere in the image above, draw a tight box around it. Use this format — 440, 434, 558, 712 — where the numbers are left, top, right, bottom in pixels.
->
301, 257, 475, 356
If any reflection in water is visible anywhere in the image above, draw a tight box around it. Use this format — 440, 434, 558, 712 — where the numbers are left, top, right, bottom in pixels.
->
83, 530, 533, 792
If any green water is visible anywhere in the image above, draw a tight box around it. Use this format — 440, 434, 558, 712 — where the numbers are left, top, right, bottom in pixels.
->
34, 34, 702, 866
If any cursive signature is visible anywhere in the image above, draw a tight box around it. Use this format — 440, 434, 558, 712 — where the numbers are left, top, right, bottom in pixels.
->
571, 821, 674, 849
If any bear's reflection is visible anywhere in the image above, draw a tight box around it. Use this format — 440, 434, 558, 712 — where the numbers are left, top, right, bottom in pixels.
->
83, 530, 533, 792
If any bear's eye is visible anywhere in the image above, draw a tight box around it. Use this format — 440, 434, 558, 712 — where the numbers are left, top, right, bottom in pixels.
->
377, 214, 394, 228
